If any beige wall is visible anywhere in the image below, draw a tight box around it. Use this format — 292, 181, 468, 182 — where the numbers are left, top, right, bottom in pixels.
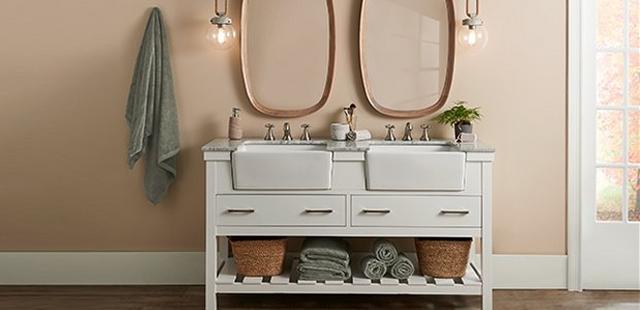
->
0, 0, 566, 254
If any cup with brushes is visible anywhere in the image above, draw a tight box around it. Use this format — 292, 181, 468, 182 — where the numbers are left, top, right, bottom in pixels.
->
332, 103, 371, 142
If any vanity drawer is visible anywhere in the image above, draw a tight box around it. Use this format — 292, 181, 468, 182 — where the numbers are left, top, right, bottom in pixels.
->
351, 196, 481, 227
216, 195, 346, 226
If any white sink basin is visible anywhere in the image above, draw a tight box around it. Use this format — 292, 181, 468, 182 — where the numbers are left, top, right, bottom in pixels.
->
365, 143, 466, 191
232, 142, 332, 190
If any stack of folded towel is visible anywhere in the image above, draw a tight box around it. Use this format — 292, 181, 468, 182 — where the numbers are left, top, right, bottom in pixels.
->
297, 238, 352, 281
361, 239, 415, 280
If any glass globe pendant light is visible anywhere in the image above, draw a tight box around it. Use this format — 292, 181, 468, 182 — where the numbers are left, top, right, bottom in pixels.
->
206, 0, 237, 50
457, 0, 488, 51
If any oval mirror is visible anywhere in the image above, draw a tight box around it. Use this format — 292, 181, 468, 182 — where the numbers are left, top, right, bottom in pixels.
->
359, 0, 455, 118
241, 0, 336, 118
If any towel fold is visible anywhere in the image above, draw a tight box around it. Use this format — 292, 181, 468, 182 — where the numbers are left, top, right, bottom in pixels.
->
360, 255, 387, 280
126, 7, 179, 205
389, 252, 415, 280
298, 238, 351, 281
373, 239, 399, 267
297, 261, 352, 281
300, 238, 350, 269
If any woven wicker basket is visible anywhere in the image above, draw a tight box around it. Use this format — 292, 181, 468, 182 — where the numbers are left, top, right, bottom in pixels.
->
415, 238, 472, 278
229, 237, 287, 276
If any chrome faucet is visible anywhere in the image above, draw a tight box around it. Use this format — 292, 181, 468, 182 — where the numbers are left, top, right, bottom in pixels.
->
264, 123, 275, 141
282, 122, 293, 141
420, 124, 431, 141
384, 124, 396, 141
402, 122, 413, 141
300, 124, 311, 141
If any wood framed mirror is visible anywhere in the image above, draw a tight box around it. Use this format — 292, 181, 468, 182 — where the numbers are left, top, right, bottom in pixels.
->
240, 0, 336, 118
359, 0, 455, 118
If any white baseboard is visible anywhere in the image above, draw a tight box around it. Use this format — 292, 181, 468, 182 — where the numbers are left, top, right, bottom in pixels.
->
0, 252, 204, 285
0, 252, 566, 288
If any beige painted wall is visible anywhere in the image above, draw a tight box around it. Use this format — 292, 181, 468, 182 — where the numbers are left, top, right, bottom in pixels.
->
0, 0, 566, 254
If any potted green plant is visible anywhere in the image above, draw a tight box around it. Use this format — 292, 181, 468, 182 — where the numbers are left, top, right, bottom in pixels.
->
434, 101, 482, 139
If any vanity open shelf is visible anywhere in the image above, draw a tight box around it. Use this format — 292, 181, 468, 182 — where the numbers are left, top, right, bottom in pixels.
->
203, 139, 495, 309
216, 254, 482, 295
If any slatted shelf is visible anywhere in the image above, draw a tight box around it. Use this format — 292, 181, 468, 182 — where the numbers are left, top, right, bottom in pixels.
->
216, 253, 482, 295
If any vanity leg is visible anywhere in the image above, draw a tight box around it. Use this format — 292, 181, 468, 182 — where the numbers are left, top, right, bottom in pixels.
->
205, 162, 219, 310
481, 162, 493, 309
206, 227, 218, 309
206, 235, 217, 310
481, 246, 493, 310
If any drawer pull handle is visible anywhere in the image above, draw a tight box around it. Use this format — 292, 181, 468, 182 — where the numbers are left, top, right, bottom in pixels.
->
226, 208, 255, 214
440, 210, 470, 215
304, 209, 334, 214
362, 209, 391, 214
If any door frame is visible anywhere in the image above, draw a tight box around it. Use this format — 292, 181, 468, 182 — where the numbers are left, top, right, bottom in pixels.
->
568, 0, 640, 291
567, 0, 583, 292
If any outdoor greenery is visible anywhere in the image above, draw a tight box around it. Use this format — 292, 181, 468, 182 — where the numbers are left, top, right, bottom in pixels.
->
434, 101, 482, 126
595, 0, 639, 222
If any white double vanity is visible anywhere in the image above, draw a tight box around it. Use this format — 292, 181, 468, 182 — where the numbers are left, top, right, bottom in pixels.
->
202, 139, 495, 309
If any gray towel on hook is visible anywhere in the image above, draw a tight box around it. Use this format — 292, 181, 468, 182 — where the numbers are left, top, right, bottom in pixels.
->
126, 7, 179, 205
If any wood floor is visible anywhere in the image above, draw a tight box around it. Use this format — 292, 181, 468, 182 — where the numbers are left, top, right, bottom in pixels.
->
0, 286, 638, 310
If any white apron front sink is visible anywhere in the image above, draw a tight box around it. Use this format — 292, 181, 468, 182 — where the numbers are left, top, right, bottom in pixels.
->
231, 142, 332, 190
365, 142, 466, 191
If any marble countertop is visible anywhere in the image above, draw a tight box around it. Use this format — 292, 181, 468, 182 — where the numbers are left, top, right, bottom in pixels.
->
202, 138, 494, 153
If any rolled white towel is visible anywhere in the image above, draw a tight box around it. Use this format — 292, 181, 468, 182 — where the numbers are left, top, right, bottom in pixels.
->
353, 130, 372, 141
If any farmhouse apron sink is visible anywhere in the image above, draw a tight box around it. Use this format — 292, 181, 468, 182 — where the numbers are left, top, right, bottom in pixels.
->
231, 141, 333, 190
365, 142, 466, 191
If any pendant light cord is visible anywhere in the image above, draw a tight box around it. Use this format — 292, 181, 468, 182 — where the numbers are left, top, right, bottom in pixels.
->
214, 0, 229, 17
465, 0, 480, 18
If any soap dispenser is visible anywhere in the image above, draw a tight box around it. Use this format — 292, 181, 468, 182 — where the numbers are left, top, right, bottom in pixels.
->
228, 107, 243, 140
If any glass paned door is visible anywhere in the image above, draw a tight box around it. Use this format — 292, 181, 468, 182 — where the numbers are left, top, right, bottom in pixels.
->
582, 0, 640, 289
595, 0, 640, 223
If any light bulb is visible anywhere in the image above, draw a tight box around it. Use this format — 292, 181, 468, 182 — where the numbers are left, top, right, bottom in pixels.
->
207, 23, 237, 50
457, 26, 488, 51
457, 16, 488, 52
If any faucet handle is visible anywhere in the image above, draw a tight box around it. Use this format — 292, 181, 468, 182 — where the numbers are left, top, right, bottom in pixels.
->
420, 123, 431, 141
300, 124, 311, 141
384, 124, 396, 141
264, 123, 275, 141
405, 122, 413, 130
402, 122, 413, 141
282, 122, 293, 141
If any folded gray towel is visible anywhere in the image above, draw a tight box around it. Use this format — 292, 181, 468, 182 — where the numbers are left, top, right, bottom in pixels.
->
297, 238, 351, 281
373, 239, 399, 266
360, 255, 387, 280
389, 252, 415, 280
300, 238, 350, 269
126, 7, 179, 205
297, 261, 352, 281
